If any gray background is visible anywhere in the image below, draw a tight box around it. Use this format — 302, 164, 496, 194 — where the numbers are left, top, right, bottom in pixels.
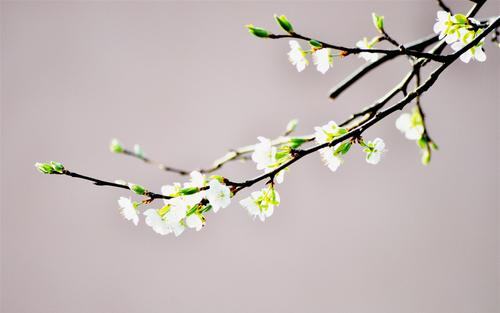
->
1, 1, 499, 313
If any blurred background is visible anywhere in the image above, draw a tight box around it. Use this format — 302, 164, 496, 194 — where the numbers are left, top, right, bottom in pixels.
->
1, 1, 499, 312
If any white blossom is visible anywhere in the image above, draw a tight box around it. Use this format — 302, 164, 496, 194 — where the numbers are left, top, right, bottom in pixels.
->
450, 30, 487, 63
252, 136, 277, 170
433, 11, 460, 43
395, 113, 424, 140
288, 40, 309, 72
314, 121, 344, 144
205, 179, 231, 213
143, 209, 171, 235
356, 37, 379, 63
240, 187, 280, 222
312, 48, 333, 74
161, 182, 202, 207
186, 214, 204, 231
117, 197, 139, 226
365, 138, 386, 165
319, 147, 342, 172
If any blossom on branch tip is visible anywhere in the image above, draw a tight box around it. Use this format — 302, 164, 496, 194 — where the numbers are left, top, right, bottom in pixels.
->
288, 40, 309, 72
356, 37, 379, 63
118, 197, 139, 226
206, 179, 231, 213
312, 48, 333, 74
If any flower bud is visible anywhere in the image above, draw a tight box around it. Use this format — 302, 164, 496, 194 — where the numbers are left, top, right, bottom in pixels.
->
309, 39, 323, 48
421, 149, 431, 165
274, 14, 294, 33
110, 139, 123, 153
114, 179, 127, 186
245, 24, 270, 38
133, 144, 144, 158
50, 161, 65, 173
180, 187, 199, 196
35, 162, 54, 174
285, 119, 298, 134
128, 183, 146, 195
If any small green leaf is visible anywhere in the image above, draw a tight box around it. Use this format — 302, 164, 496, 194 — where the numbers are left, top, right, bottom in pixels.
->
335, 141, 352, 155
274, 14, 294, 33
289, 138, 308, 149
179, 187, 199, 196
372, 13, 384, 32
245, 24, 270, 38
453, 14, 468, 24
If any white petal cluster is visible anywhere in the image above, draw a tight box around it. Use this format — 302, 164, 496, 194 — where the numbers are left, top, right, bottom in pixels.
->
396, 112, 424, 140
314, 121, 348, 172
288, 40, 334, 74
118, 197, 139, 226
432, 11, 487, 63
251, 136, 287, 184
205, 179, 231, 213
356, 37, 379, 63
312, 48, 333, 74
114, 167, 234, 236
364, 138, 386, 165
239, 186, 280, 222
288, 40, 309, 72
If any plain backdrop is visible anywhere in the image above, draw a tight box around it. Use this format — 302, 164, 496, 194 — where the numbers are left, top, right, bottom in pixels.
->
1, 1, 499, 313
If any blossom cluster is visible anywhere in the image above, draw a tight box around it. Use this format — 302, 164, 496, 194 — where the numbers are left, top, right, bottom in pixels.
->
395, 107, 438, 165
433, 11, 486, 63
118, 171, 231, 236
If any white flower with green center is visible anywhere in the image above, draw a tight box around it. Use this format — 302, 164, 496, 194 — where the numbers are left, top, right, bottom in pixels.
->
252, 136, 277, 170
206, 179, 231, 213
364, 138, 386, 165
164, 198, 188, 225
450, 29, 487, 63
319, 147, 343, 172
356, 37, 379, 63
186, 213, 204, 231
314, 121, 346, 144
162, 182, 202, 207
312, 48, 333, 74
239, 186, 280, 222
396, 111, 424, 140
433, 11, 470, 44
117, 197, 139, 226
288, 40, 309, 72
143, 209, 171, 235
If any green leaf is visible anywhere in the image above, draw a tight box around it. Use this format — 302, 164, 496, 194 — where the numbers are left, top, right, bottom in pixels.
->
274, 14, 294, 33
289, 137, 308, 149
453, 14, 468, 24
179, 187, 199, 196
309, 39, 323, 48
334, 141, 352, 155
372, 13, 384, 32
245, 24, 270, 38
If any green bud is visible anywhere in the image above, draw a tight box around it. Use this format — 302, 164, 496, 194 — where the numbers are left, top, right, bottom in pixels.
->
49, 161, 65, 173
309, 39, 323, 48
110, 139, 123, 153
180, 187, 199, 196
372, 13, 384, 32
35, 162, 54, 174
289, 137, 308, 149
128, 183, 146, 195
274, 14, 294, 33
245, 24, 270, 38
421, 149, 431, 165
417, 137, 427, 149
285, 119, 298, 134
